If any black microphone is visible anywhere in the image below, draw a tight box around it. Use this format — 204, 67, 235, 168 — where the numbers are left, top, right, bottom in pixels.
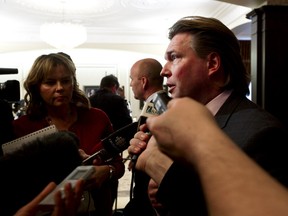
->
82, 121, 139, 165
82, 92, 172, 166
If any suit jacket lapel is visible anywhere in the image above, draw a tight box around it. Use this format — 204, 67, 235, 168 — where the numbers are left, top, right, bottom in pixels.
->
214, 92, 245, 129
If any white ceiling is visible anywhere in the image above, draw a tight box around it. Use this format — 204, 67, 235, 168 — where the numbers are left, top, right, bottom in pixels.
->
0, 0, 266, 53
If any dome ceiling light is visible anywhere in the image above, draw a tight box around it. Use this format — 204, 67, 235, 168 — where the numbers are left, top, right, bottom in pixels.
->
40, 22, 87, 49
12, 0, 117, 48
11, 0, 116, 14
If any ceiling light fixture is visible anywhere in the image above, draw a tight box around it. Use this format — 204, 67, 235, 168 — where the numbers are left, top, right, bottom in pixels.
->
40, 22, 87, 49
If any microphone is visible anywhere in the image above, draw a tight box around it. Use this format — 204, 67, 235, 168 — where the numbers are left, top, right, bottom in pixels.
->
153, 91, 172, 114
82, 92, 172, 166
139, 92, 171, 125
137, 101, 158, 130
130, 102, 158, 163
131, 92, 172, 163
82, 121, 139, 165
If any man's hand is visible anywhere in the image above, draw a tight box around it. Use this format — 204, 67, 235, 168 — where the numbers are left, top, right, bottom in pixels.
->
127, 124, 151, 170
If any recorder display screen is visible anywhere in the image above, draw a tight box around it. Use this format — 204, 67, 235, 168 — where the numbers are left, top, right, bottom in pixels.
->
71, 170, 86, 180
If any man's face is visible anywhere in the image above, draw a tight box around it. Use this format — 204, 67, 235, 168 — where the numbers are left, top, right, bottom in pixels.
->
161, 33, 211, 104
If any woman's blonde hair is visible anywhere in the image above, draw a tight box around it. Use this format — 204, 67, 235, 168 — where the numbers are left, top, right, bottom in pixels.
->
23, 53, 90, 119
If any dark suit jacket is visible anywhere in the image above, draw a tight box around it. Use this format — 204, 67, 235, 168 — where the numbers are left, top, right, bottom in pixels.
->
157, 91, 288, 215
89, 89, 132, 131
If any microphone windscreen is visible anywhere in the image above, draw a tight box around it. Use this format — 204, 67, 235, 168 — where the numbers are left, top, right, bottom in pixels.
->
82, 122, 138, 165
102, 121, 138, 154
153, 92, 172, 114
137, 102, 158, 130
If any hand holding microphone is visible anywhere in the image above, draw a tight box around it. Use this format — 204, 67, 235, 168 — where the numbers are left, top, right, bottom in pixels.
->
81, 100, 159, 166
129, 101, 157, 164
129, 92, 171, 167
127, 128, 152, 170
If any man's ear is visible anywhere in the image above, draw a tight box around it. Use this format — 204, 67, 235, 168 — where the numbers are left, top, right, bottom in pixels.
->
207, 52, 221, 76
141, 76, 148, 90
207, 52, 228, 88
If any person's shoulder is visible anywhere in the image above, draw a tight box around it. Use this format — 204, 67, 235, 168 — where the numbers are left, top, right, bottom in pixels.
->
238, 96, 281, 121
80, 107, 109, 119
89, 107, 106, 114
111, 93, 125, 101
13, 114, 42, 125
223, 94, 284, 128
13, 114, 30, 125
77, 108, 112, 130
89, 89, 114, 101
78, 107, 103, 114
12, 115, 48, 138
99, 92, 126, 106
222, 92, 260, 112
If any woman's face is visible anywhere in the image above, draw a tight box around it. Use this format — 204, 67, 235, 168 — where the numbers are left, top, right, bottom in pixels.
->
39, 65, 74, 108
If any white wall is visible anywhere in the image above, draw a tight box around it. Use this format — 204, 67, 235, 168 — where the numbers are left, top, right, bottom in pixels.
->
0, 48, 166, 120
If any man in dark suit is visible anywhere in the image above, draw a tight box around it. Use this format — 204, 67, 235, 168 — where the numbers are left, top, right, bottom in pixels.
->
89, 74, 132, 131
136, 97, 288, 216
127, 16, 288, 216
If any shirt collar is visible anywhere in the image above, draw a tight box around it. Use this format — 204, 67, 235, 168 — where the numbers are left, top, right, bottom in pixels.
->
206, 90, 232, 116
146, 90, 166, 102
